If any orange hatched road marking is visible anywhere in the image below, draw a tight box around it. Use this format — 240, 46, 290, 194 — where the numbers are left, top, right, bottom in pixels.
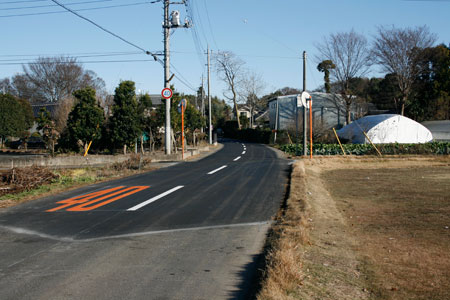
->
46, 186, 150, 212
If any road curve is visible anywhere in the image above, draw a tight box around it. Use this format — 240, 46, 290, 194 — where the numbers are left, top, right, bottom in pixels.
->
0, 140, 289, 300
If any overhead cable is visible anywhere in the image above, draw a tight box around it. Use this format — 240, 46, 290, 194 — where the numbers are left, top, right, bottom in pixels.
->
0, 0, 113, 11
0, 0, 47, 4
48, 0, 159, 60
0, 1, 160, 18
202, 0, 218, 49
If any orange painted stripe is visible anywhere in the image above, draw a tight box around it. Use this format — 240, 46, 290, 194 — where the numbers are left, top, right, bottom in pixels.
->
68, 186, 149, 211
46, 186, 149, 212
46, 187, 125, 212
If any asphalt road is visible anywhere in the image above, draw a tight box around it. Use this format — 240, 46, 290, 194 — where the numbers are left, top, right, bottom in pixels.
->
0, 140, 289, 300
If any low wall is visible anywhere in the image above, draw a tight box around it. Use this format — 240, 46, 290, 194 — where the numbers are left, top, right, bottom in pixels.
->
0, 146, 210, 169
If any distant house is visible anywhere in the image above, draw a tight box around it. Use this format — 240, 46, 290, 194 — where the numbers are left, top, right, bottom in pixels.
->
31, 103, 58, 118
233, 104, 263, 128
148, 94, 163, 107
254, 110, 269, 127
30, 103, 59, 134
268, 92, 372, 131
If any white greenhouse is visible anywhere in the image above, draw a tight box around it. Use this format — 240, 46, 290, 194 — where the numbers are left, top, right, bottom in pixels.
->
337, 114, 433, 144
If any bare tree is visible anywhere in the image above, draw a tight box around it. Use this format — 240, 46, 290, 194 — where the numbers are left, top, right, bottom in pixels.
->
0, 78, 14, 94
12, 57, 105, 103
372, 25, 437, 115
215, 51, 245, 128
241, 72, 265, 128
315, 29, 371, 124
54, 97, 75, 133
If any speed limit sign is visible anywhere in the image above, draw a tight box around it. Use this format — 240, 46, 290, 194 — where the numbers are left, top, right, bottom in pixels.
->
161, 88, 173, 99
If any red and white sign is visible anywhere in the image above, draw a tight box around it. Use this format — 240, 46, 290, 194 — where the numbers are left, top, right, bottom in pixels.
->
161, 88, 173, 99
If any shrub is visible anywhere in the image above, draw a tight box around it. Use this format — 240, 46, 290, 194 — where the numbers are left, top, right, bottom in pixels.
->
280, 142, 450, 156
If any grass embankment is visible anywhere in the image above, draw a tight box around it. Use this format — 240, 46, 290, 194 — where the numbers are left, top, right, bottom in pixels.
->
258, 156, 450, 300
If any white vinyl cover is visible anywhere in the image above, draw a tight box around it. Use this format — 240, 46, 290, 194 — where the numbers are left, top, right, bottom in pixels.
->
337, 114, 433, 144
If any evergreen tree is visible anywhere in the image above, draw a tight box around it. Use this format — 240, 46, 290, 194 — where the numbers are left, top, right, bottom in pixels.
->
317, 60, 336, 93
137, 93, 153, 153
37, 108, 58, 155
63, 87, 104, 152
409, 44, 450, 120
109, 81, 140, 154
0, 94, 33, 147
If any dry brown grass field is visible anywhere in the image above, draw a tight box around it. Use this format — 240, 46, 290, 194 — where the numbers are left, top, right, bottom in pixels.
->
258, 156, 450, 300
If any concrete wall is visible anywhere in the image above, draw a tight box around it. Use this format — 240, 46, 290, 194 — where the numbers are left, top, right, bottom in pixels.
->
0, 146, 210, 169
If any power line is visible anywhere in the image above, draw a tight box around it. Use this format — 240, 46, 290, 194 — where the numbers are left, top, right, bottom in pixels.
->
0, 50, 142, 57
0, 55, 197, 92
202, 0, 218, 49
0, 50, 301, 61
191, 0, 209, 47
0, 59, 161, 65
0, 0, 113, 11
2, 0, 195, 94
0, 52, 149, 62
170, 63, 196, 91
0, 1, 161, 18
48, 0, 159, 60
184, 0, 206, 68
0, 0, 47, 4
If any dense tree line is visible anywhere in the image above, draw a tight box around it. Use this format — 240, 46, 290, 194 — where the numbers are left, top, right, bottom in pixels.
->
56, 82, 206, 154
314, 25, 448, 122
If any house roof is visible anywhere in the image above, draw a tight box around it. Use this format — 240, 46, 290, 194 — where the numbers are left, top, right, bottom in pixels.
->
255, 110, 269, 122
31, 103, 58, 118
148, 94, 163, 106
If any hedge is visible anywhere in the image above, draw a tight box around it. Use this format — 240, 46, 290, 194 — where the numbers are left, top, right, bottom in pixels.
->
224, 126, 273, 144
280, 142, 450, 156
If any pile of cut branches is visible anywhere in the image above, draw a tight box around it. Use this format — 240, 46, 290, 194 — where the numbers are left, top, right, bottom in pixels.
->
111, 155, 152, 171
0, 166, 59, 196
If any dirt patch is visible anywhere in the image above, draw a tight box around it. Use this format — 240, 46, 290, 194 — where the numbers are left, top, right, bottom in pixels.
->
258, 155, 450, 300
324, 165, 450, 299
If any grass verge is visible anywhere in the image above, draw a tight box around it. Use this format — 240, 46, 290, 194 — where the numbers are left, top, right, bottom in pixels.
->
0, 161, 155, 209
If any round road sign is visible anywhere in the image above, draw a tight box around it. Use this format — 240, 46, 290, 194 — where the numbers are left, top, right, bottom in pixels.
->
161, 88, 173, 99
300, 91, 312, 108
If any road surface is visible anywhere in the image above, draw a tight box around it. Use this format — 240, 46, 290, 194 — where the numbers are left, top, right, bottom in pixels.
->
0, 140, 289, 300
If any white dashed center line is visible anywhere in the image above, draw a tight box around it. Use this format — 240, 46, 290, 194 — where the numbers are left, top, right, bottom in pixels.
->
127, 186, 184, 211
233, 156, 241, 161
242, 151, 246, 155
207, 165, 227, 175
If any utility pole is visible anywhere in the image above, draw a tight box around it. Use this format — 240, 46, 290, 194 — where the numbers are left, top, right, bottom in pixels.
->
163, 0, 171, 155
303, 51, 307, 156
201, 74, 205, 118
207, 45, 212, 144
162, 0, 190, 155
200, 74, 205, 133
